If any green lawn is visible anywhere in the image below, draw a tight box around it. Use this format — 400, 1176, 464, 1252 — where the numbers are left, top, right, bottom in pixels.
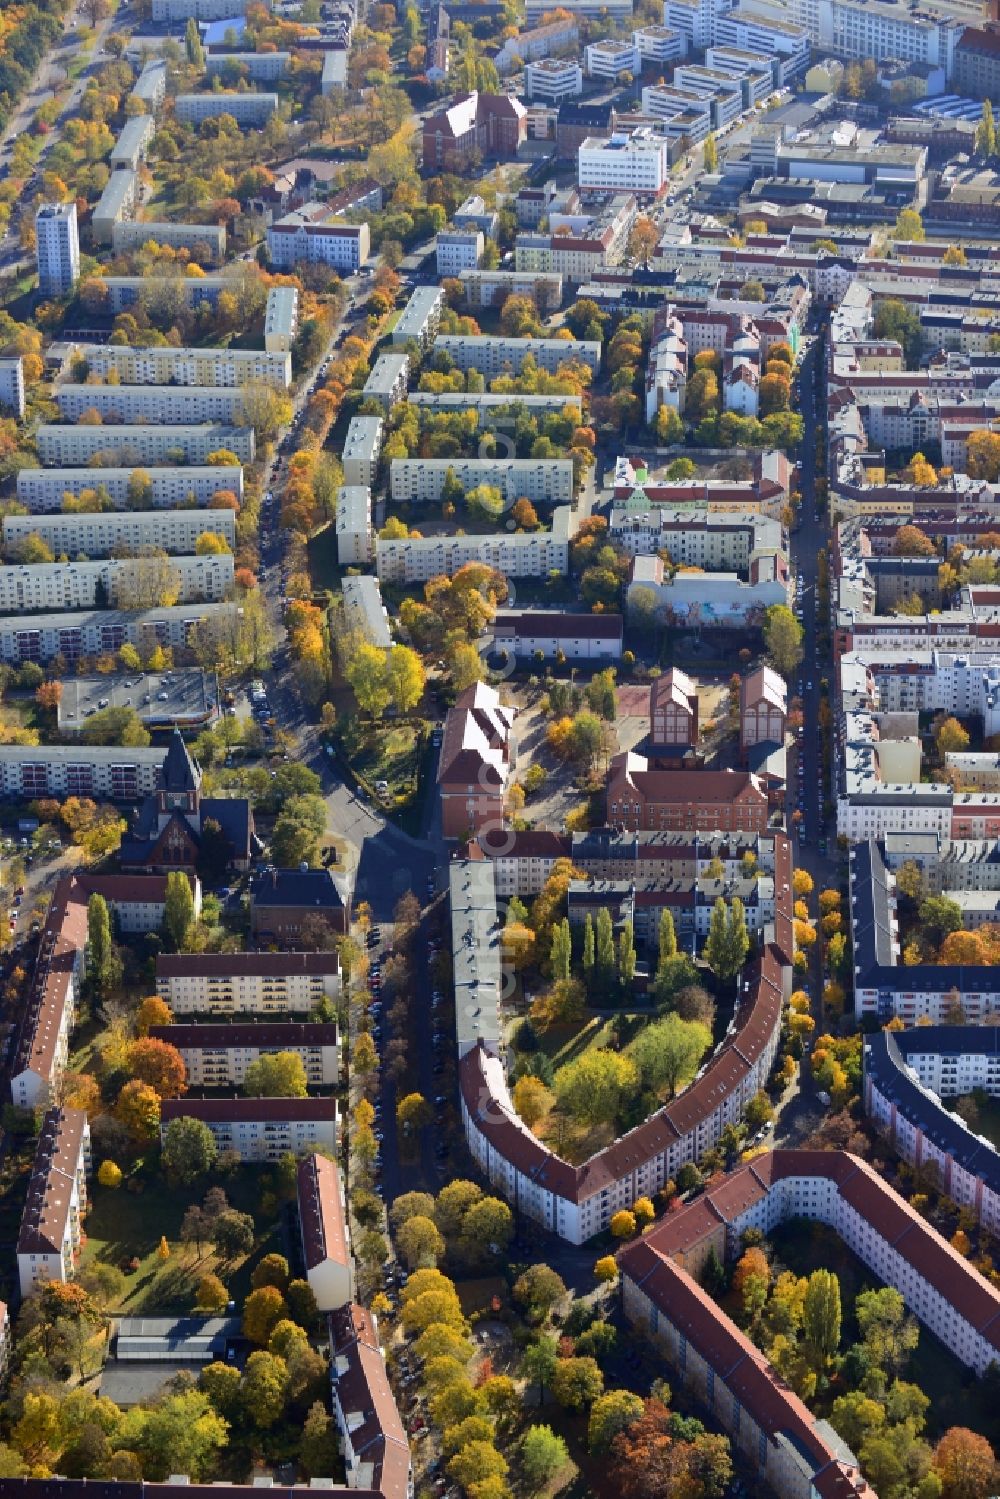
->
346, 720, 427, 807
308, 523, 341, 593
536, 1011, 650, 1070
80, 1167, 287, 1314
967, 1095, 1000, 1149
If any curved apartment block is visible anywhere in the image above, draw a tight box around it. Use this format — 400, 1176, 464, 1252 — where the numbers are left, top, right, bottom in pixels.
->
451, 858, 791, 1244
864, 1026, 1000, 1235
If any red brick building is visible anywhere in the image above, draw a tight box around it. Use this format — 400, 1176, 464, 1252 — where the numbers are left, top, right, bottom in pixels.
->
740, 665, 787, 752
607, 754, 769, 834
437, 681, 516, 839
423, 91, 527, 170
650, 667, 698, 749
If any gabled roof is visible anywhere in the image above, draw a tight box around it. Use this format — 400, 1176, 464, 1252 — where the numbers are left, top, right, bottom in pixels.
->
158, 729, 202, 795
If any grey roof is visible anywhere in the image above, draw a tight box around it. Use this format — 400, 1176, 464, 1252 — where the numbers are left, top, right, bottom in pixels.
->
865, 1029, 1000, 1196
251, 868, 345, 910
114, 1315, 240, 1360
158, 729, 202, 794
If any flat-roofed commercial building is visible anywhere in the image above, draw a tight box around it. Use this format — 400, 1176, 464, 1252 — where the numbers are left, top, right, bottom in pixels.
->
57, 669, 219, 735
149, 1020, 340, 1087
434, 332, 601, 375
35, 423, 254, 467
3, 506, 235, 558
267, 205, 370, 271
159, 1097, 338, 1161
342, 415, 384, 486
390, 456, 573, 503
578, 128, 669, 197
264, 285, 300, 354
55, 384, 247, 424
79, 344, 290, 389
392, 286, 444, 350
0, 553, 233, 613
92, 170, 138, 246
111, 220, 226, 264
16, 464, 243, 512
174, 92, 279, 125
0, 601, 238, 667
155, 950, 341, 1014
524, 57, 584, 101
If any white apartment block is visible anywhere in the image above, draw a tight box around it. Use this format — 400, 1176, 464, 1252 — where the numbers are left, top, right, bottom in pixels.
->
436, 230, 484, 277
662, 0, 724, 50
156, 951, 340, 1014
342, 574, 393, 650
131, 58, 167, 110
16, 465, 243, 512
434, 333, 601, 376
376, 506, 577, 584
838, 787, 954, 842
100, 276, 233, 314
150, 1022, 339, 1088
579, 129, 669, 198
151, 0, 249, 17
35, 202, 80, 296
389, 457, 573, 503
632, 24, 685, 62
55, 384, 246, 424
526, 0, 632, 17
3, 506, 236, 559
79, 344, 291, 390
92, 171, 139, 247
17, 1108, 90, 1298
264, 285, 299, 354
787, 0, 960, 70
174, 92, 279, 125
160, 1098, 338, 1162
343, 415, 383, 487
711, 8, 809, 76
362, 353, 410, 412
35, 423, 254, 467
0, 553, 233, 613
392, 286, 444, 351
0, 357, 25, 420
586, 38, 641, 77
111, 220, 227, 264
205, 49, 291, 80
0, 745, 162, 801
524, 57, 584, 100
110, 115, 155, 171
267, 206, 369, 272
336, 486, 372, 566
0, 602, 238, 667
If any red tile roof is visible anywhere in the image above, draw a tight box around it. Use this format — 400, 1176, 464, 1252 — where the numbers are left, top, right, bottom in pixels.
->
297, 1152, 350, 1273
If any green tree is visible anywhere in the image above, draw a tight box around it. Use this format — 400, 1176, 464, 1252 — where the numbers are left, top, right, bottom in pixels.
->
123, 1389, 227, 1481
549, 918, 571, 982
763, 604, 804, 677
918, 894, 963, 947
803, 1269, 841, 1367
520, 1425, 568, 1489
243, 1052, 308, 1098
300, 1402, 338, 1478
618, 922, 636, 987
551, 1356, 604, 1410
213, 1210, 255, 1260
582, 912, 595, 984
86, 892, 116, 997
161, 1116, 217, 1185
243, 1286, 288, 1346
241, 1350, 289, 1428
185, 15, 204, 64
658, 908, 677, 969
250, 1254, 290, 1292
977, 98, 996, 158
588, 1389, 644, 1453
856, 1286, 919, 1376
522, 1335, 558, 1400
512, 1264, 566, 1323
703, 132, 718, 172
346, 643, 390, 718
398, 1214, 445, 1270
627, 1014, 711, 1099
873, 298, 923, 367
595, 907, 616, 994
554, 1049, 637, 1127
704, 897, 750, 986
163, 871, 195, 951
